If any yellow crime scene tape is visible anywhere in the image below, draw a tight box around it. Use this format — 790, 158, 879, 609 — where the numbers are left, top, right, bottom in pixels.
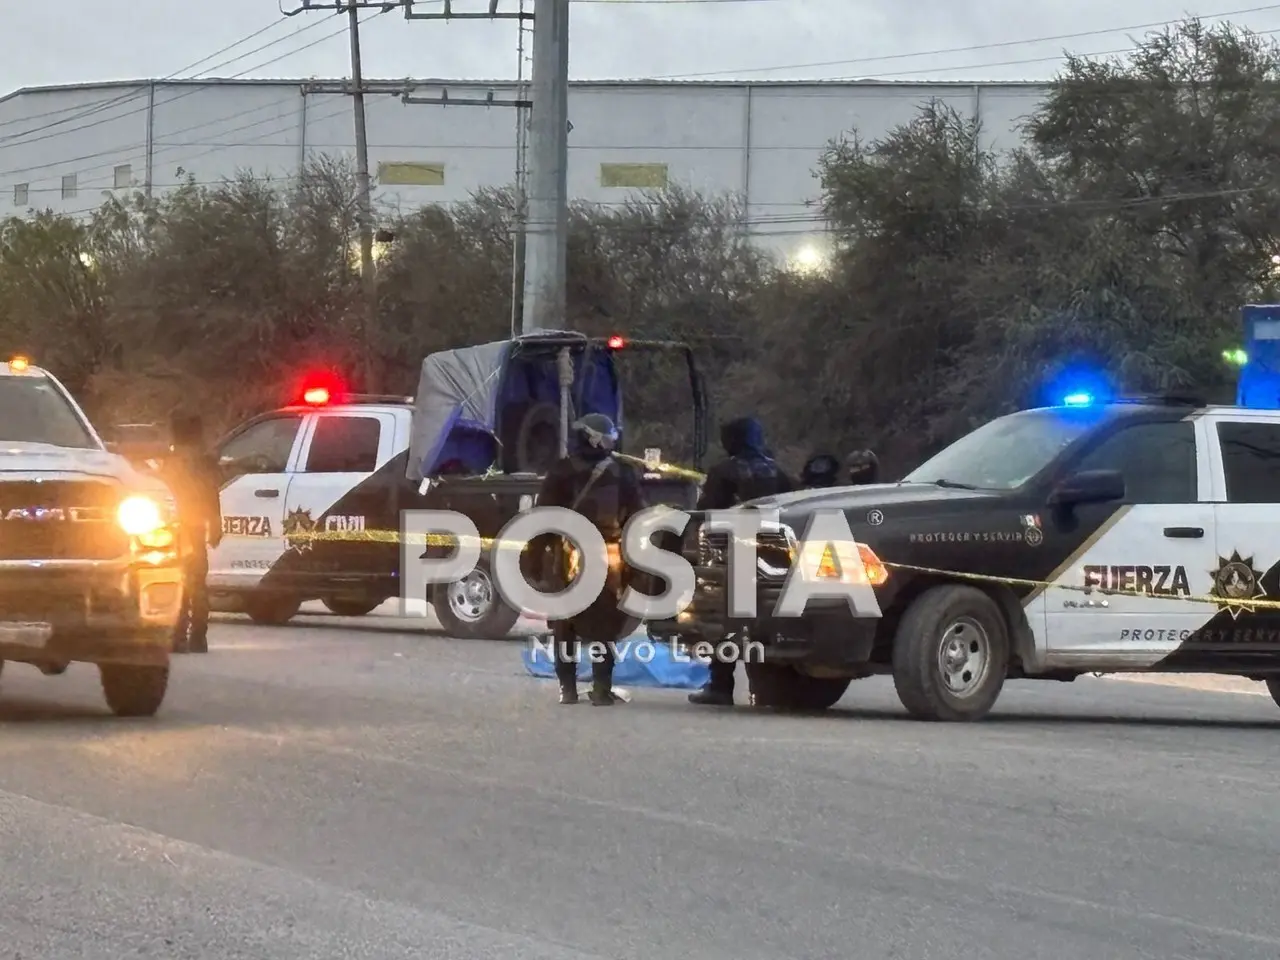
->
880, 561, 1280, 612
226, 453, 1279, 614
257, 454, 708, 551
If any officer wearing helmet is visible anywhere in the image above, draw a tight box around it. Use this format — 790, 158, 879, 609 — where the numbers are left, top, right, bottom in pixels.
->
688, 416, 795, 707
800, 453, 840, 488
536, 412, 646, 705
844, 449, 880, 485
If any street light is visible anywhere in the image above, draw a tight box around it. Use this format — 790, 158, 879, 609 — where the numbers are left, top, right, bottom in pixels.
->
788, 244, 828, 275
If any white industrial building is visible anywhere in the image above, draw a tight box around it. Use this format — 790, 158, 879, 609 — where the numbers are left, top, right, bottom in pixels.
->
0, 77, 1049, 260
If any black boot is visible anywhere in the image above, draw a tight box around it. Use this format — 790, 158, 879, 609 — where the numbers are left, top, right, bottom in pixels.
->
688, 685, 734, 706
555, 664, 579, 704
688, 659, 734, 706
589, 663, 621, 705
554, 631, 579, 704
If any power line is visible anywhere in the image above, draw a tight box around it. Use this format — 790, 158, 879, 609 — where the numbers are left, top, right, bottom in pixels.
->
0, 14, 347, 151
16, 42, 1280, 191
0, 17, 323, 143
649, 2, 1280, 79
831, 28, 1280, 82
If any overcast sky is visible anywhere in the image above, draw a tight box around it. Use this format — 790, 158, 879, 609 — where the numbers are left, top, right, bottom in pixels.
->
7, 0, 1280, 93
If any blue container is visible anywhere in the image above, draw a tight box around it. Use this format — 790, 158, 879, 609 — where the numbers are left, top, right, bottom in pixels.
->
1238, 304, 1280, 409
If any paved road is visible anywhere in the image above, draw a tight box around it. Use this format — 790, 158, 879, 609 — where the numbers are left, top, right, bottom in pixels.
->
1, 610, 1278, 959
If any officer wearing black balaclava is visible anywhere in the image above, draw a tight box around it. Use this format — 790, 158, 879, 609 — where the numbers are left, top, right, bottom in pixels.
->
844, 449, 880, 485
688, 416, 794, 707
537, 413, 646, 705
800, 453, 840, 488
163, 413, 223, 653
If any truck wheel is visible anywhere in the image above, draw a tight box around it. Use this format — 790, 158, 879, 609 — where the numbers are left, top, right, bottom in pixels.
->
322, 596, 382, 617
433, 559, 521, 640
100, 664, 169, 717
244, 593, 301, 626
892, 584, 1009, 722
745, 663, 851, 711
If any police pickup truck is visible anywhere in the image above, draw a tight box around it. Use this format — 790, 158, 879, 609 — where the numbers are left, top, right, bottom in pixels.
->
678, 396, 1280, 721
207, 331, 707, 638
0, 357, 183, 716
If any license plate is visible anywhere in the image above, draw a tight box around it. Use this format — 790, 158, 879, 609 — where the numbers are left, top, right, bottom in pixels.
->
0, 621, 52, 647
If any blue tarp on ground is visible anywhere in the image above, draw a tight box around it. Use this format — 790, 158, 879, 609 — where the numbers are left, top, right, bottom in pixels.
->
521, 637, 709, 690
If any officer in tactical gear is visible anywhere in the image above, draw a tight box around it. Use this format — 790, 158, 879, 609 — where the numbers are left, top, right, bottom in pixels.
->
688, 416, 794, 707
844, 449, 880, 485
800, 453, 840, 488
163, 413, 223, 653
537, 412, 646, 705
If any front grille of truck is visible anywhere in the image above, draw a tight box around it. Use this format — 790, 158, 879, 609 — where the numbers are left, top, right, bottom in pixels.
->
0, 480, 128, 561
692, 525, 793, 578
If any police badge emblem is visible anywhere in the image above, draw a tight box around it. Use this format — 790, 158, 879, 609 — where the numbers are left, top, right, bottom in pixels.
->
1209, 550, 1266, 619
1021, 514, 1043, 546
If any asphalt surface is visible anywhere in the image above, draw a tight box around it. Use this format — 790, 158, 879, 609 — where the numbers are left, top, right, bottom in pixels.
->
1, 609, 1279, 959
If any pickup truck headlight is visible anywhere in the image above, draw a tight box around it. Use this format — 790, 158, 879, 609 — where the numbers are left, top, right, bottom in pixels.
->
118, 495, 164, 536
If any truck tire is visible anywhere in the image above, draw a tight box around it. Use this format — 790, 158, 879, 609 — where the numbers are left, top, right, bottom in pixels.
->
891, 584, 1009, 722
322, 596, 382, 617
745, 663, 851, 711
100, 664, 169, 717
244, 593, 301, 626
433, 558, 521, 640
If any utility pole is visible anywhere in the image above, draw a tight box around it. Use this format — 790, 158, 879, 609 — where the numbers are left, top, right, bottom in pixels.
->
285, 0, 545, 342
347, 4, 378, 393
520, 0, 569, 333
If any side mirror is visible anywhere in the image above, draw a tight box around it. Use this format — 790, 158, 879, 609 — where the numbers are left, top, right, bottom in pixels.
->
1048, 469, 1125, 507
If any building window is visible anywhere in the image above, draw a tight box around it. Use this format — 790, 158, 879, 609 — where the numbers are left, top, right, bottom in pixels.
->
376, 161, 444, 186
61, 174, 77, 199
113, 164, 132, 189
599, 163, 668, 189
12, 183, 27, 207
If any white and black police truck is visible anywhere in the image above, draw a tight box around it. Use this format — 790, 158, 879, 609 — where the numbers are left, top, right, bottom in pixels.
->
674, 392, 1280, 721
0, 356, 184, 716
200, 331, 708, 638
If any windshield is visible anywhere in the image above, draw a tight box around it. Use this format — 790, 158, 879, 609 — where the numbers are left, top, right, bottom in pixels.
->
902, 408, 1100, 490
0, 376, 98, 449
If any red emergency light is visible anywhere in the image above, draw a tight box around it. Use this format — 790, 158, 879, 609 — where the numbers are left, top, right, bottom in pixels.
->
296, 370, 346, 406
606, 335, 625, 349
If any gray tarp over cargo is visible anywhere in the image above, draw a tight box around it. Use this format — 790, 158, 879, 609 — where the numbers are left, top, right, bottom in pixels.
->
405, 331, 588, 483
405, 339, 510, 483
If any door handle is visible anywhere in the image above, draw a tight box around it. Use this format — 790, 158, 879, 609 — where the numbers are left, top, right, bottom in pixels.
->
1163, 526, 1203, 538
254, 488, 279, 498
